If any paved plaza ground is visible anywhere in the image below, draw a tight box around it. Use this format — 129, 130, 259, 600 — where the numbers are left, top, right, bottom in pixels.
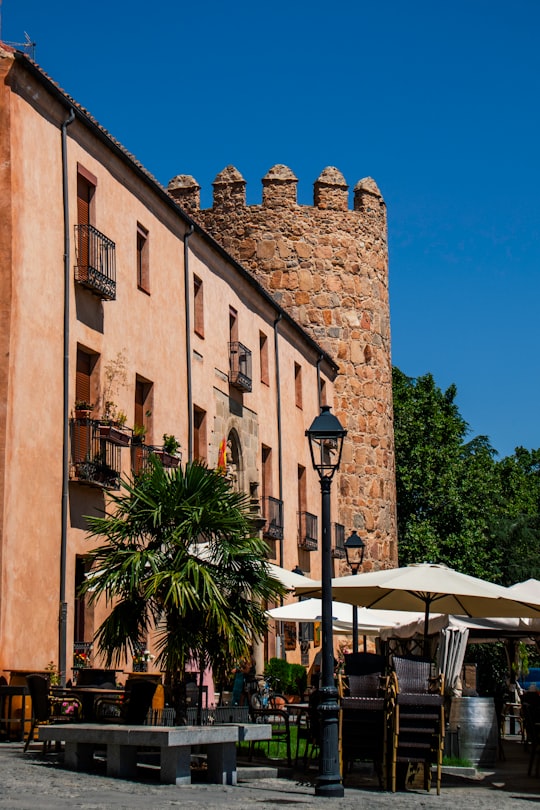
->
0, 736, 539, 810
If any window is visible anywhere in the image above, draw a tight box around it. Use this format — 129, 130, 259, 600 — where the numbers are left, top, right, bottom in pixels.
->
76, 165, 96, 274
260, 331, 269, 385
76, 347, 97, 407
134, 377, 153, 441
74, 556, 93, 645
75, 164, 116, 300
137, 223, 150, 293
193, 276, 204, 337
298, 464, 307, 515
194, 406, 207, 461
229, 307, 238, 343
294, 362, 302, 409
262, 445, 272, 501
319, 378, 327, 407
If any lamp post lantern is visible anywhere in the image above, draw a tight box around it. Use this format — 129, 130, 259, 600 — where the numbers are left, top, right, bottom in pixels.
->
306, 405, 346, 798
344, 530, 366, 654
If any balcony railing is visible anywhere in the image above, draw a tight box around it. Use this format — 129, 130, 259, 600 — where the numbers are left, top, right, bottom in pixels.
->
131, 443, 181, 477
73, 641, 93, 669
262, 496, 284, 541
229, 341, 252, 392
70, 418, 121, 489
75, 223, 116, 300
298, 511, 318, 551
332, 522, 346, 559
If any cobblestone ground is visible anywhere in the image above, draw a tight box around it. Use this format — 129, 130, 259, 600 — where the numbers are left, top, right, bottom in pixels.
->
0, 739, 539, 810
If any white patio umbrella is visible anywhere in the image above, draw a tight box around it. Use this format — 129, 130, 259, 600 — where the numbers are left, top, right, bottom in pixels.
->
295, 562, 540, 649
186, 545, 319, 591
437, 625, 469, 693
508, 578, 540, 603
267, 598, 353, 625
266, 563, 319, 591
267, 598, 419, 636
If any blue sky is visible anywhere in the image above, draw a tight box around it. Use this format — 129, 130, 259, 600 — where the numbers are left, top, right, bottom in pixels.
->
3, 1, 539, 458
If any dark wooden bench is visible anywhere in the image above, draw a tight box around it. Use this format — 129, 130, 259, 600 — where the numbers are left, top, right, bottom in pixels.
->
38, 722, 271, 785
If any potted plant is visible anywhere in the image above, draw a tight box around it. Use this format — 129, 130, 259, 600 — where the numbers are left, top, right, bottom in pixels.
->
132, 424, 147, 445
74, 400, 94, 419
155, 434, 181, 467
98, 403, 131, 446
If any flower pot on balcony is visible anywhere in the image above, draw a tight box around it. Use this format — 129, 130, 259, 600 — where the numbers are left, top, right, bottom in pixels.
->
99, 424, 131, 446
153, 450, 180, 468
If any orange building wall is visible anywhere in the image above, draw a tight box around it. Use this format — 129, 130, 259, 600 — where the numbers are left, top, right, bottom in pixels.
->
0, 48, 339, 680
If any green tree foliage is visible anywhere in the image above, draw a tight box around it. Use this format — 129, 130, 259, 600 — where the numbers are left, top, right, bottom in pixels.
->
392, 367, 540, 583
81, 458, 285, 719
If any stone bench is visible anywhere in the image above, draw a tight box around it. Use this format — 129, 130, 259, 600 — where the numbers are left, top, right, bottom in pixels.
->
38, 722, 271, 785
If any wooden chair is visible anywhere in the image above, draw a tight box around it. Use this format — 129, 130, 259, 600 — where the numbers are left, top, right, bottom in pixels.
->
344, 652, 386, 677
94, 678, 157, 725
24, 674, 81, 752
521, 700, 540, 776
339, 662, 389, 785
249, 694, 292, 767
294, 690, 320, 769
388, 656, 445, 794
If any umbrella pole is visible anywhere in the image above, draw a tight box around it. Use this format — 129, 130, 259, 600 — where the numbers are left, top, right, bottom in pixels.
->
423, 598, 432, 657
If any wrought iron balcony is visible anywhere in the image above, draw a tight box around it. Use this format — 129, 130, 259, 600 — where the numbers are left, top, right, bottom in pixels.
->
70, 418, 121, 489
332, 522, 346, 559
131, 442, 152, 477
298, 511, 318, 551
150, 445, 181, 468
229, 341, 252, 392
262, 496, 284, 541
74, 223, 116, 300
131, 444, 181, 476
73, 641, 93, 669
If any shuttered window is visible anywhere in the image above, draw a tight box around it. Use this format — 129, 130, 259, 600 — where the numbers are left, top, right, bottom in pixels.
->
76, 166, 96, 275
194, 276, 204, 337
135, 377, 153, 441
194, 406, 207, 461
295, 363, 303, 409
76, 350, 92, 405
137, 223, 150, 293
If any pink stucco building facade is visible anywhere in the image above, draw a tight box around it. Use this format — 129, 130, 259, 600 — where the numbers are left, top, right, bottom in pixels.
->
0, 46, 349, 682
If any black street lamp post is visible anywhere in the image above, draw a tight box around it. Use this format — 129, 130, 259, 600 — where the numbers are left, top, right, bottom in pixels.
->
344, 530, 366, 654
306, 405, 346, 798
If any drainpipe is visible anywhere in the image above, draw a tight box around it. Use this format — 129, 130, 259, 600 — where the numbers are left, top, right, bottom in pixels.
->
183, 224, 195, 462
273, 313, 285, 658
59, 107, 75, 687
273, 314, 283, 567
317, 354, 323, 408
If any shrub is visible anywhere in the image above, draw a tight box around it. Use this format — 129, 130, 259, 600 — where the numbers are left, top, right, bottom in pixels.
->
263, 658, 307, 696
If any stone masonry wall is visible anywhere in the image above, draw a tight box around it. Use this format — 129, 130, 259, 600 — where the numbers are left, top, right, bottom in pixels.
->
168, 165, 398, 570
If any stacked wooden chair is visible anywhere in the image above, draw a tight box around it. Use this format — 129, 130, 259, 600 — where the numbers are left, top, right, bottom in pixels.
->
339, 653, 389, 785
387, 655, 445, 794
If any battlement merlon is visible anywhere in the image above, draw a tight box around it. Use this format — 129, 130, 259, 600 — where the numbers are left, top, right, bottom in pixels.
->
167, 165, 385, 215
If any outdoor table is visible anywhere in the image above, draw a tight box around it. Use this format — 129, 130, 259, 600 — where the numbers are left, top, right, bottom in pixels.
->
283, 702, 309, 721
0, 684, 29, 741
52, 686, 124, 722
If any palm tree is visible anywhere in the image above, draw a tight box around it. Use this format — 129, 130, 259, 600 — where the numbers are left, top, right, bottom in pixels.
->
81, 458, 285, 722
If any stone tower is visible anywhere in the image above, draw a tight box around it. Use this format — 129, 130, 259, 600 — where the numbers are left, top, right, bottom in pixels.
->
168, 165, 397, 570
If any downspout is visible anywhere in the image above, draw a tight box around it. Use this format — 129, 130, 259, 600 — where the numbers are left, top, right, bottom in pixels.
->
183, 224, 195, 462
60, 107, 75, 687
273, 313, 285, 658
316, 354, 323, 408
273, 314, 283, 567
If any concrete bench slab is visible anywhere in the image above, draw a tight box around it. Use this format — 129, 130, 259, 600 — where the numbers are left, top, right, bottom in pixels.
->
38, 723, 271, 786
